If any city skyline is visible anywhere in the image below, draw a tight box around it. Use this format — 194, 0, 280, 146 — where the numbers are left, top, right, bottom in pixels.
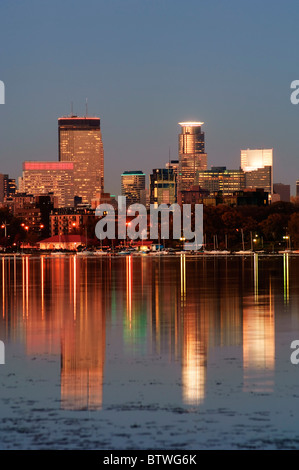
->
0, 0, 299, 196
1, 1, 299, 453
9, 112, 280, 204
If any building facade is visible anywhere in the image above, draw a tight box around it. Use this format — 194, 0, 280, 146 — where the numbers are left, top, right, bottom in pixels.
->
241, 148, 273, 194
50, 207, 96, 237
0, 174, 4, 203
196, 167, 245, 195
121, 171, 146, 206
22, 161, 75, 207
150, 168, 177, 206
178, 122, 207, 192
59, 116, 104, 204
0, 174, 16, 203
244, 166, 272, 195
177, 185, 210, 206
273, 183, 290, 202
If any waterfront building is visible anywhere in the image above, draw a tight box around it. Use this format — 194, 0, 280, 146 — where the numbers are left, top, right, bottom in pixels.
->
38, 234, 90, 251
178, 122, 207, 192
50, 207, 95, 237
13, 195, 56, 237
59, 115, 104, 204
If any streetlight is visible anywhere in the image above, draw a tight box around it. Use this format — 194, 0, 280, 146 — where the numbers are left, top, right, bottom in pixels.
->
283, 235, 290, 250
1, 221, 9, 238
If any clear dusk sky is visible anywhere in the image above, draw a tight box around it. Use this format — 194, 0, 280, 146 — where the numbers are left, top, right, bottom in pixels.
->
0, 0, 298, 195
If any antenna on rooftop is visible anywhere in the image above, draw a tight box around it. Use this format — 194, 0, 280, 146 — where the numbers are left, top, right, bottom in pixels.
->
71, 101, 74, 117
85, 98, 88, 117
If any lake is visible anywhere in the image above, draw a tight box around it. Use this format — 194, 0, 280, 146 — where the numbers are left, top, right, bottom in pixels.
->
0, 253, 299, 449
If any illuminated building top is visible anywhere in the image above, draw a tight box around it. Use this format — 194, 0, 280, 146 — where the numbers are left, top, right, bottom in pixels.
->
178, 121, 204, 127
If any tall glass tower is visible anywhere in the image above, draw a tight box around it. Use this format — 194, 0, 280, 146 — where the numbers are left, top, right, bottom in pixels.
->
58, 116, 104, 204
178, 122, 207, 192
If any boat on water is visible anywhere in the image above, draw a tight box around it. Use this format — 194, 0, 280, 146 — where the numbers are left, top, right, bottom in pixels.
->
204, 250, 230, 255
94, 250, 110, 256
76, 251, 94, 256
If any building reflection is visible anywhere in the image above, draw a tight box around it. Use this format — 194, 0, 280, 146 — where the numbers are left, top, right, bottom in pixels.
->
0, 253, 291, 409
60, 257, 108, 410
283, 253, 289, 304
122, 256, 149, 351
0, 255, 108, 410
243, 254, 275, 393
180, 255, 207, 405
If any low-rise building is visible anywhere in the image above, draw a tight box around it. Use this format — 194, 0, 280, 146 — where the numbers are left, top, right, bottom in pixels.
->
50, 207, 96, 237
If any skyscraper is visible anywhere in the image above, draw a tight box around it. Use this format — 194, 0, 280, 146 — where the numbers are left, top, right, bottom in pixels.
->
58, 116, 104, 204
22, 161, 75, 207
150, 168, 177, 206
121, 171, 146, 206
178, 122, 207, 192
241, 148, 273, 194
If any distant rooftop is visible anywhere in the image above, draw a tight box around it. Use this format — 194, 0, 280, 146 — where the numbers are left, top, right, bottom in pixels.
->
178, 121, 204, 127
23, 161, 74, 171
58, 116, 101, 128
121, 171, 145, 176
58, 115, 100, 120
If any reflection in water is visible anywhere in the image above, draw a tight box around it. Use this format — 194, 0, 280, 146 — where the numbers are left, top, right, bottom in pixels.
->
243, 255, 275, 393
60, 258, 108, 410
284, 253, 289, 304
126, 255, 132, 330
181, 256, 207, 405
180, 255, 186, 307
0, 254, 293, 410
254, 253, 258, 300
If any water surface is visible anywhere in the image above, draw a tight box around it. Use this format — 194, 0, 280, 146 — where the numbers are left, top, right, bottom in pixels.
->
0, 253, 299, 449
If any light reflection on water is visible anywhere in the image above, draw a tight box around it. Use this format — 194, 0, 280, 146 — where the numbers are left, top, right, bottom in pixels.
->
1, 253, 299, 449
